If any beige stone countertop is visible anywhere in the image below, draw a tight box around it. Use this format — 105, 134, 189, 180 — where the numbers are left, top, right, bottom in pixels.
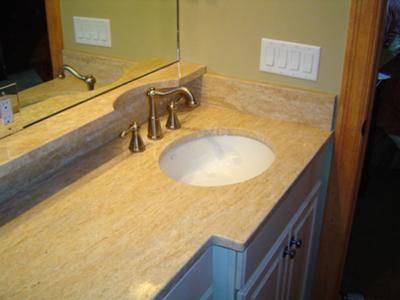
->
0, 105, 331, 299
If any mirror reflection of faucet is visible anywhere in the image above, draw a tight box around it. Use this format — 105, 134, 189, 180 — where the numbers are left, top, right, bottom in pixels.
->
58, 65, 96, 91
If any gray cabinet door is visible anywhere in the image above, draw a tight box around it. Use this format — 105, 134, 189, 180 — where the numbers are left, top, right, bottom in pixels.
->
283, 194, 318, 300
237, 230, 290, 300
237, 182, 320, 300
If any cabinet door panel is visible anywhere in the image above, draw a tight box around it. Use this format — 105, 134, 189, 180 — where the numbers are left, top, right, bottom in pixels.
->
237, 231, 289, 300
251, 258, 281, 300
284, 195, 318, 300
239, 157, 324, 285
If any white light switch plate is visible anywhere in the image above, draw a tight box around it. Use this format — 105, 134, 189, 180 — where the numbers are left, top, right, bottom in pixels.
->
73, 16, 112, 47
259, 38, 320, 81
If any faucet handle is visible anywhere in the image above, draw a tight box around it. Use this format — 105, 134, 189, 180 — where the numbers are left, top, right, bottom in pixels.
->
120, 122, 145, 153
166, 101, 181, 130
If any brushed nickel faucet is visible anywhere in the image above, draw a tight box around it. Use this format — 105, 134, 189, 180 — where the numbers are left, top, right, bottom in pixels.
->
146, 86, 198, 140
120, 121, 145, 153
58, 65, 96, 91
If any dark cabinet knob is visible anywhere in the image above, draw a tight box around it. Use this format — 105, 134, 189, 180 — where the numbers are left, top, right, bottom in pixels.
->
290, 237, 303, 249
283, 246, 296, 259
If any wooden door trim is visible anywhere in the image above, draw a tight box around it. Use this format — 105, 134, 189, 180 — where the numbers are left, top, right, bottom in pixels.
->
313, 1, 387, 299
44, 0, 63, 78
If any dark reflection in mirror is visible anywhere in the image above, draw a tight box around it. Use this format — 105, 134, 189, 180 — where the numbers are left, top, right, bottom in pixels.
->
0, 0, 52, 93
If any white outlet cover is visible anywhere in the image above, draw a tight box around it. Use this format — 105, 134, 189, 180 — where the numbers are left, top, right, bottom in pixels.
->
0, 99, 13, 125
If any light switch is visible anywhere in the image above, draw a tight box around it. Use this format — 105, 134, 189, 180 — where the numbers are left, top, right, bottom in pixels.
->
259, 38, 320, 81
83, 25, 90, 40
93, 26, 99, 40
73, 16, 111, 47
265, 46, 275, 66
277, 48, 287, 68
76, 22, 84, 39
289, 50, 300, 70
301, 52, 314, 73
99, 27, 107, 42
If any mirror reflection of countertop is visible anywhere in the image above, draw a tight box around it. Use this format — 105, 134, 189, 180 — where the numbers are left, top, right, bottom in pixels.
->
0, 104, 332, 299
0, 57, 175, 139
19, 58, 172, 124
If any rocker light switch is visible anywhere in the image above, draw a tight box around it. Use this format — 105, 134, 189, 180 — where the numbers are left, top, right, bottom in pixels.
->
277, 48, 288, 68
264, 46, 275, 66
289, 50, 301, 70
301, 52, 314, 73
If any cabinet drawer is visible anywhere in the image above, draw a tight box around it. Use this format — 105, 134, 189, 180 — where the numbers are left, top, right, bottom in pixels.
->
163, 247, 213, 300
237, 150, 324, 286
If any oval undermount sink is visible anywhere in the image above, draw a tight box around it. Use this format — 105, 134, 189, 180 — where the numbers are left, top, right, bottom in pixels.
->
159, 133, 275, 187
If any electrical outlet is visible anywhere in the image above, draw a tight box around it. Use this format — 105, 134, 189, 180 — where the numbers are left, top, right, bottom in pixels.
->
73, 16, 111, 47
260, 38, 320, 81
0, 99, 13, 125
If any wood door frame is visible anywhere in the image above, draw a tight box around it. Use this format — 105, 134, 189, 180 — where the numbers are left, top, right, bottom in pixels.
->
313, 1, 387, 299
44, 0, 63, 78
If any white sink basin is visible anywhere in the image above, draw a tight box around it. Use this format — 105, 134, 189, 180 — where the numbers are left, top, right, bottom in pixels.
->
159, 133, 275, 187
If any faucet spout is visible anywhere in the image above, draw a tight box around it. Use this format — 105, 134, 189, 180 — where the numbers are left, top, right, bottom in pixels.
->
146, 86, 198, 140
148, 86, 198, 107
58, 64, 96, 91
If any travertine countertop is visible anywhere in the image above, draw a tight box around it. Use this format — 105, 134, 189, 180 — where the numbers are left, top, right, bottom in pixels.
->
0, 105, 331, 299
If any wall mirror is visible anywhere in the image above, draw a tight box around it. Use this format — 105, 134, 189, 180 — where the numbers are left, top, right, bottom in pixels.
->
0, 0, 178, 139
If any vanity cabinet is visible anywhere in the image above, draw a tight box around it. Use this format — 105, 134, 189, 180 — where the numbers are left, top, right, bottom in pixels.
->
237, 184, 319, 300
162, 147, 328, 300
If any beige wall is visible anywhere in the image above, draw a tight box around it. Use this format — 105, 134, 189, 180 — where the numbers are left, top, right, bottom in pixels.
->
180, 0, 350, 94
61, 0, 177, 62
